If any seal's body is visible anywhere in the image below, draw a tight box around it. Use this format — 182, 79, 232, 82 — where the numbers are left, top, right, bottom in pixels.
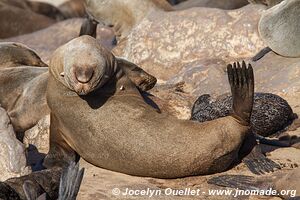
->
46, 36, 253, 178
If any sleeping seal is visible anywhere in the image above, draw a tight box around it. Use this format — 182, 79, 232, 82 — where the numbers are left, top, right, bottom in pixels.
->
0, 41, 156, 133
0, 42, 47, 68
0, 35, 255, 199
44, 35, 254, 177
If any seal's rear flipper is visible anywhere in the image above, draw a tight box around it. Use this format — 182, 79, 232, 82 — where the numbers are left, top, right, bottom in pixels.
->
243, 145, 281, 175
207, 175, 260, 190
58, 162, 84, 200
227, 61, 254, 125
23, 180, 47, 200
251, 47, 272, 61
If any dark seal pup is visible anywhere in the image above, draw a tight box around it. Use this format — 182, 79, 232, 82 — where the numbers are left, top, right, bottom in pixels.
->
191, 93, 295, 137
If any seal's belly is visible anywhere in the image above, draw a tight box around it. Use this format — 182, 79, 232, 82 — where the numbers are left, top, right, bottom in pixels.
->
55, 93, 247, 178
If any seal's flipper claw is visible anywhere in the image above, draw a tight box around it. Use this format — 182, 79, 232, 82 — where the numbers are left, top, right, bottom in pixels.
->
58, 161, 84, 200
227, 61, 254, 125
243, 145, 281, 175
208, 175, 260, 191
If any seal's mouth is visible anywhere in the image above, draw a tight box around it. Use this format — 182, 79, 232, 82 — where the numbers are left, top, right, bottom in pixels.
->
64, 65, 105, 96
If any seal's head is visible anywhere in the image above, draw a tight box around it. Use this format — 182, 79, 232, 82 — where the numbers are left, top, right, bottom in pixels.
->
50, 35, 117, 95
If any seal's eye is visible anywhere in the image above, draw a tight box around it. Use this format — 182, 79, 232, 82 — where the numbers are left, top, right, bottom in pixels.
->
60, 72, 65, 77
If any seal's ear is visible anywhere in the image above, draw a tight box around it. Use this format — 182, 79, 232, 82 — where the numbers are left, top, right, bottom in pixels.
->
60, 72, 65, 77
116, 57, 157, 91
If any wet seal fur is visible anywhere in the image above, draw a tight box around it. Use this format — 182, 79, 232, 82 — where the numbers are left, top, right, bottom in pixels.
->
44, 35, 253, 178
191, 93, 296, 137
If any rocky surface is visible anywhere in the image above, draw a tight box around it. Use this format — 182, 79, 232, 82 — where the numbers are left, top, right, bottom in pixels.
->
113, 4, 266, 80
0, 107, 30, 181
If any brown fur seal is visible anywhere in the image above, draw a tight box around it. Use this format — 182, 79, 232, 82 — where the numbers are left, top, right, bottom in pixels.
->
1, 0, 65, 20
0, 1, 56, 38
208, 167, 300, 199
43, 35, 254, 178
85, 0, 173, 40
0, 41, 155, 132
59, 0, 86, 18
174, 0, 249, 10
0, 42, 49, 132
0, 42, 47, 68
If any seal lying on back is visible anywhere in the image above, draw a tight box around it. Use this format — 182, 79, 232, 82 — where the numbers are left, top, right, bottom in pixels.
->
191, 93, 295, 137
44, 35, 254, 178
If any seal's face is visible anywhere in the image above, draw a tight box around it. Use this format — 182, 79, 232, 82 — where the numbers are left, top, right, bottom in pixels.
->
61, 36, 115, 95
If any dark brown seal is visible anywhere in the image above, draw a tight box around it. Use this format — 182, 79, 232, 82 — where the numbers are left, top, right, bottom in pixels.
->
191, 93, 295, 137
0, 42, 49, 132
0, 42, 47, 68
45, 35, 253, 178
85, 0, 173, 40
0, 0, 55, 38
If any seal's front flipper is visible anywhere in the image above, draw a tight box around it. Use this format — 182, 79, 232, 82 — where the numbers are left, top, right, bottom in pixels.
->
243, 145, 281, 175
227, 61, 254, 125
117, 57, 157, 91
79, 14, 98, 38
58, 161, 84, 200
208, 175, 260, 190
251, 47, 272, 61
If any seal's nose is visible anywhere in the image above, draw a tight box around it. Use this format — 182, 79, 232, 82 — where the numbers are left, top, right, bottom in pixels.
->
75, 67, 94, 83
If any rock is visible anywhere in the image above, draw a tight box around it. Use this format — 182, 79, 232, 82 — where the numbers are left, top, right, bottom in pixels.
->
24, 115, 50, 154
258, 0, 300, 57
0, 107, 30, 181
113, 4, 266, 80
